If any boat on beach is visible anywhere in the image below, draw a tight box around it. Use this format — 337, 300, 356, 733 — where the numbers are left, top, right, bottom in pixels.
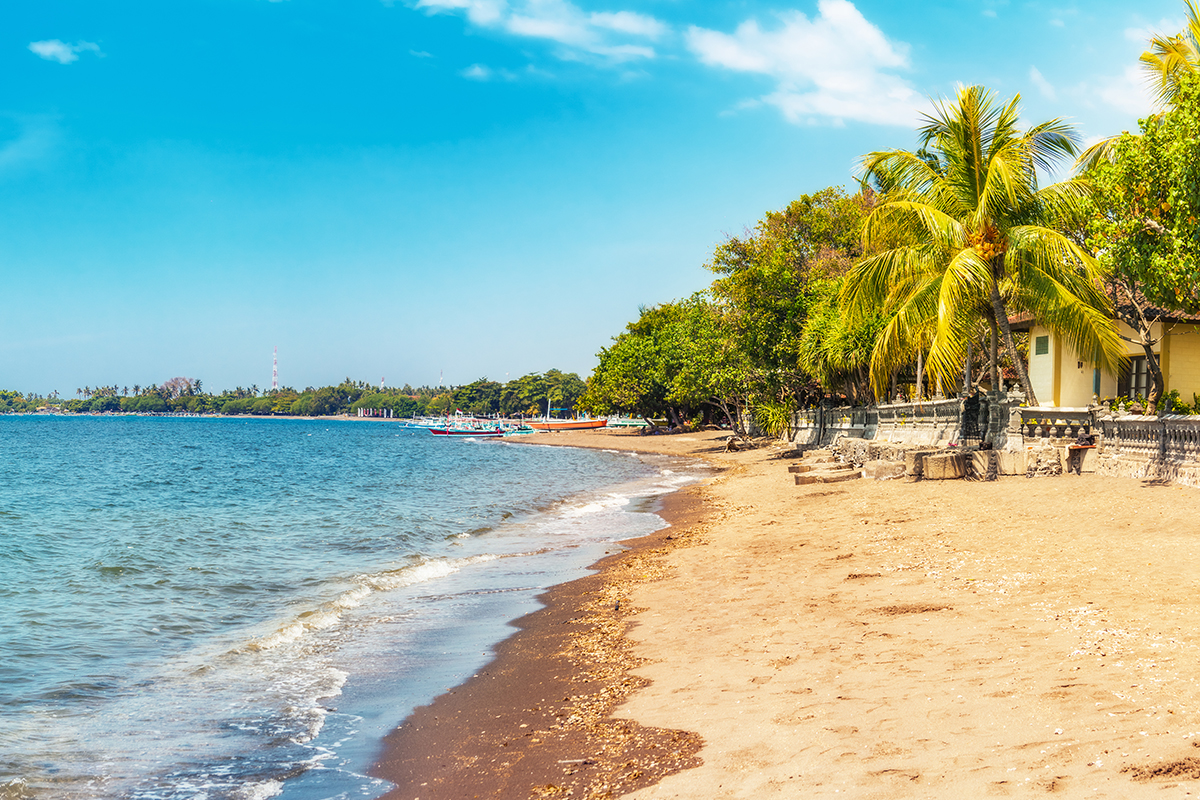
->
526, 418, 608, 431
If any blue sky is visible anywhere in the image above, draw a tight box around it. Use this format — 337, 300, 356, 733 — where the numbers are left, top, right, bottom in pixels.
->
0, 0, 1185, 395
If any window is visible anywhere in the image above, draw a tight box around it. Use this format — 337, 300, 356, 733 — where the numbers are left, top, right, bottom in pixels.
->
1117, 356, 1149, 399
1034, 335, 1050, 356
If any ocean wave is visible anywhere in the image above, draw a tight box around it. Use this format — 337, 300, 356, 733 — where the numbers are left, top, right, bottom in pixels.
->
231, 779, 284, 800
246, 555, 502, 652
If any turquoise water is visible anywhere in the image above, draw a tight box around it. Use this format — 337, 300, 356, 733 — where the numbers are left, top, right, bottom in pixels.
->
0, 416, 703, 799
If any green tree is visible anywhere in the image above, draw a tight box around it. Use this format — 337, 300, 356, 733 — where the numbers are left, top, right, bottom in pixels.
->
1085, 75, 1200, 409
708, 187, 872, 410
842, 85, 1124, 404
798, 277, 886, 402
581, 298, 747, 430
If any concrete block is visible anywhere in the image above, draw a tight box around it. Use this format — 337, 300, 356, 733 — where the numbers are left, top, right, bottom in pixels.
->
864, 460, 905, 480
903, 448, 939, 477
795, 468, 862, 485
995, 450, 1027, 476
922, 452, 966, 480
968, 451, 998, 481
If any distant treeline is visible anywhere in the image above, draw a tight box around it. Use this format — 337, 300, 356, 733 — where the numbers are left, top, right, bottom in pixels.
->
3, 370, 587, 418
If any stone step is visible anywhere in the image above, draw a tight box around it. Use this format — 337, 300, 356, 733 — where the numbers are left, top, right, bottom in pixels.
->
801, 455, 836, 464
803, 449, 833, 458
795, 469, 863, 485
788, 464, 815, 473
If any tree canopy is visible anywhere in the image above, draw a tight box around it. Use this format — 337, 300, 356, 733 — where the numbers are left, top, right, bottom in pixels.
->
842, 85, 1124, 404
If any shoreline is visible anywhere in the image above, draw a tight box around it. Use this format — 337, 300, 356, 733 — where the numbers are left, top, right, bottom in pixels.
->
375, 428, 1200, 798
370, 430, 729, 798
370, 485, 711, 798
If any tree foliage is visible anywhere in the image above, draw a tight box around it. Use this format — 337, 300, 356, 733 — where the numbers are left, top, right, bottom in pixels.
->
1084, 73, 1200, 408
843, 85, 1123, 403
708, 187, 873, 409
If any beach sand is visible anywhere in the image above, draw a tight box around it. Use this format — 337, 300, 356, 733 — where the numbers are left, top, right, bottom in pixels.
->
375, 428, 1200, 798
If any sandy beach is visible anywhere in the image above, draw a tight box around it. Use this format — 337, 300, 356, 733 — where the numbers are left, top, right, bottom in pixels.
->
376, 428, 1200, 798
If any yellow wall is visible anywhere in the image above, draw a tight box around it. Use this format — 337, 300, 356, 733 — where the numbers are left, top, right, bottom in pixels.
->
1027, 322, 1150, 406
1165, 324, 1200, 403
1022, 320, 1200, 407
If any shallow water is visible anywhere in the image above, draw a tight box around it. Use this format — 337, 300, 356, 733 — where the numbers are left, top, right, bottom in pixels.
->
0, 416, 706, 800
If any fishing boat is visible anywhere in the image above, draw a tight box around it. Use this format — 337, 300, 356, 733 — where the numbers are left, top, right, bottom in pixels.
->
428, 426, 506, 437
525, 418, 608, 431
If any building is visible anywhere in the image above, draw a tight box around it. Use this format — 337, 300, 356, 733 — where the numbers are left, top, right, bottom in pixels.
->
1011, 307, 1200, 407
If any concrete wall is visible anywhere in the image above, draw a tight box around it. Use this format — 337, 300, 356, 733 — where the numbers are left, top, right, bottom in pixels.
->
1028, 324, 1056, 404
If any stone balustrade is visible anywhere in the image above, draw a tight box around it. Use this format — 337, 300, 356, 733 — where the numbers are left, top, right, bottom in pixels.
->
1018, 407, 1093, 440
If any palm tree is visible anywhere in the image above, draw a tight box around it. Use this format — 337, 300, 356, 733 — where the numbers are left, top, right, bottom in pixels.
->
1141, 0, 1200, 107
841, 85, 1125, 405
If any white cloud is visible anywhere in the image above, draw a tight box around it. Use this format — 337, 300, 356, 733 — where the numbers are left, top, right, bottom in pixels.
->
460, 62, 518, 81
29, 39, 101, 64
1096, 64, 1155, 116
410, 49, 434, 57
982, 9, 997, 18
1125, 15, 1184, 44
684, 0, 922, 126
1029, 66, 1056, 100
589, 11, 666, 39
413, 0, 668, 62
417, 0, 507, 26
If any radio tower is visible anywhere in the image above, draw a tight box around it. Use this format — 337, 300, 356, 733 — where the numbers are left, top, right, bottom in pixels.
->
272, 346, 278, 392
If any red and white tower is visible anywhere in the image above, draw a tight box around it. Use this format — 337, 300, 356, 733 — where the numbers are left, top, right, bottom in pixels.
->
272, 346, 278, 392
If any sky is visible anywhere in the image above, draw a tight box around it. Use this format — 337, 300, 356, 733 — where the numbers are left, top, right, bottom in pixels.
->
0, 0, 1186, 395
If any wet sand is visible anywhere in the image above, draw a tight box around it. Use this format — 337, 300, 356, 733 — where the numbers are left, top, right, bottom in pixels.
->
376, 428, 1200, 798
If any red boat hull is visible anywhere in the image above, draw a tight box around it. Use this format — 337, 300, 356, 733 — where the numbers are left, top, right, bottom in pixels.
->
525, 419, 609, 431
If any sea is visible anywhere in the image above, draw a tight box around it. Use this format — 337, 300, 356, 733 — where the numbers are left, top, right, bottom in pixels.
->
0, 415, 707, 800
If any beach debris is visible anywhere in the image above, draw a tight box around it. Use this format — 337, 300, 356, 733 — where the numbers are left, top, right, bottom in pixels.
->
903, 448, 941, 479
1026, 446, 1063, 477
875, 603, 951, 616
1121, 756, 1200, 781
967, 450, 999, 481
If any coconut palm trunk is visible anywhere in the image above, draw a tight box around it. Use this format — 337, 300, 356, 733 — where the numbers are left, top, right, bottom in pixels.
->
989, 258, 1038, 404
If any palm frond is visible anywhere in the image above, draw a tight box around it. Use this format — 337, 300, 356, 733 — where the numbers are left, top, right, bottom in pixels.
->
867, 275, 941, 396
1021, 117, 1081, 173
1074, 135, 1120, 172
1006, 264, 1125, 375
